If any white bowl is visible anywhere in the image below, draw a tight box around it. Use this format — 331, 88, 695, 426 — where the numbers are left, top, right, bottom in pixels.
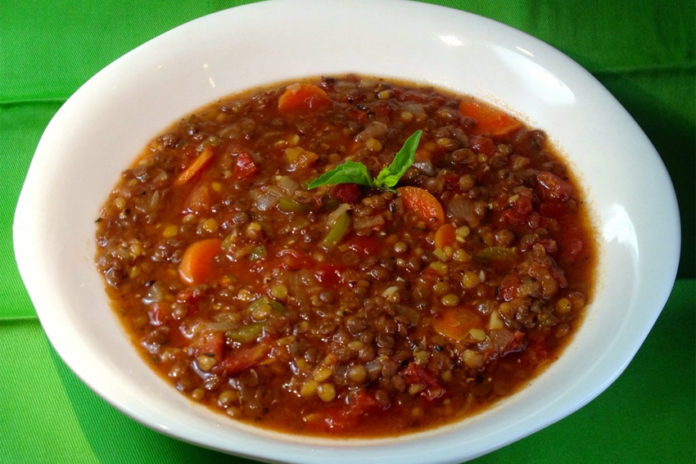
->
13, 1, 680, 463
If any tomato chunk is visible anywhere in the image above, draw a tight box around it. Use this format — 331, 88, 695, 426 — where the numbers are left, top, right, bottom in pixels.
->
222, 342, 270, 375
278, 83, 331, 113
232, 152, 258, 180
332, 183, 362, 204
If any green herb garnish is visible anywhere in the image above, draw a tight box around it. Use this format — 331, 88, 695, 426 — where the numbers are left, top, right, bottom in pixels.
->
307, 129, 422, 191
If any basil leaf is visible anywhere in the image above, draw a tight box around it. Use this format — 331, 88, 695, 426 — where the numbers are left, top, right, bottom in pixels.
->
375, 130, 422, 189
306, 130, 423, 191
306, 161, 375, 189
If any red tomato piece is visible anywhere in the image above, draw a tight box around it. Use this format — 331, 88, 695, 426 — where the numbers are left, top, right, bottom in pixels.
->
194, 330, 225, 359
497, 273, 520, 302
346, 236, 380, 256
278, 83, 332, 113
314, 264, 343, 287
332, 183, 362, 204
182, 182, 211, 214
312, 391, 383, 432
469, 135, 495, 156
403, 362, 445, 401
222, 342, 270, 375
232, 152, 258, 180
148, 302, 171, 327
536, 171, 573, 201
276, 248, 314, 270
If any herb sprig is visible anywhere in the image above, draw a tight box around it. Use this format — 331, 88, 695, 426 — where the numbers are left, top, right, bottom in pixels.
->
307, 130, 422, 192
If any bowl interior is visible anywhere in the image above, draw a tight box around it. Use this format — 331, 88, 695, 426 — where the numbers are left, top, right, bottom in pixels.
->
13, 1, 680, 463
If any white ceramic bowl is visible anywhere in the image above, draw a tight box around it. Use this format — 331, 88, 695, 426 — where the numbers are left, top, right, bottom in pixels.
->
13, 1, 680, 463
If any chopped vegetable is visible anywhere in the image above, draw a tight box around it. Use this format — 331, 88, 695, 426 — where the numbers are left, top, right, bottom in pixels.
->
278, 197, 311, 213
278, 83, 332, 113
397, 186, 445, 228
433, 307, 484, 340
247, 297, 286, 315
322, 210, 351, 249
226, 322, 265, 343
434, 223, 456, 249
249, 245, 267, 261
459, 98, 521, 137
475, 246, 517, 263
178, 238, 222, 285
222, 342, 271, 375
175, 146, 214, 186
232, 152, 258, 180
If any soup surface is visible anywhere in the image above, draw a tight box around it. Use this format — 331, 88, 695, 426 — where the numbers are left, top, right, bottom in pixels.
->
95, 75, 595, 436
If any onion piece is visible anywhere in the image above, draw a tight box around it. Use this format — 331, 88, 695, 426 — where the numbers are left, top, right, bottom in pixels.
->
447, 195, 476, 222
353, 214, 385, 229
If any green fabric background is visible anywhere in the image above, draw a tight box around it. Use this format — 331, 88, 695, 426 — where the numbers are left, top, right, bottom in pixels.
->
1, 1, 693, 463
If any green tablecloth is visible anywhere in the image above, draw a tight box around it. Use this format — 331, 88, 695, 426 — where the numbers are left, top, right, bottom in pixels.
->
1, 1, 694, 462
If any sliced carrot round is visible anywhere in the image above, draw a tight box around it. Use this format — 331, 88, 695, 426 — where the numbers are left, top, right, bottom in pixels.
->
397, 186, 445, 228
433, 307, 483, 340
459, 98, 521, 137
178, 238, 222, 285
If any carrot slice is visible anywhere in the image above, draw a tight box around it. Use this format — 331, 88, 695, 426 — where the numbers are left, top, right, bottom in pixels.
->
459, 98, 521, 137
434, 223, 456, 249
433, 307, 483, 340
278, 83, 331, 113
175, 146, 215, 186
178, 238, 222, 285
397, 186, 445, 228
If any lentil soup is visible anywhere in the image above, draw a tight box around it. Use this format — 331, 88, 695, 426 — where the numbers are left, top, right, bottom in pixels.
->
95, 75, 595, 437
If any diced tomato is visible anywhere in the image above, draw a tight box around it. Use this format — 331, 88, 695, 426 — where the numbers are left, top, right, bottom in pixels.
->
501, 330, 526, 358
182, 182, 211, 214
500, 192, 533, 226
314, 264, 344, 287
194, 330, 225, 359
309, 391, 384, 432
278, 83, 332, 113
232, 152, 258, 180
332, 183, 362, 204
469, 135, 495, 157
397, 186, 445, 228
222, 342, 270, 375
403, 362, 445, 401
346, 236, 380, 256
498, 273, 520, 302
276, 248, 314, 270
148, 302, 171, 327
536, 171, 573, 201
